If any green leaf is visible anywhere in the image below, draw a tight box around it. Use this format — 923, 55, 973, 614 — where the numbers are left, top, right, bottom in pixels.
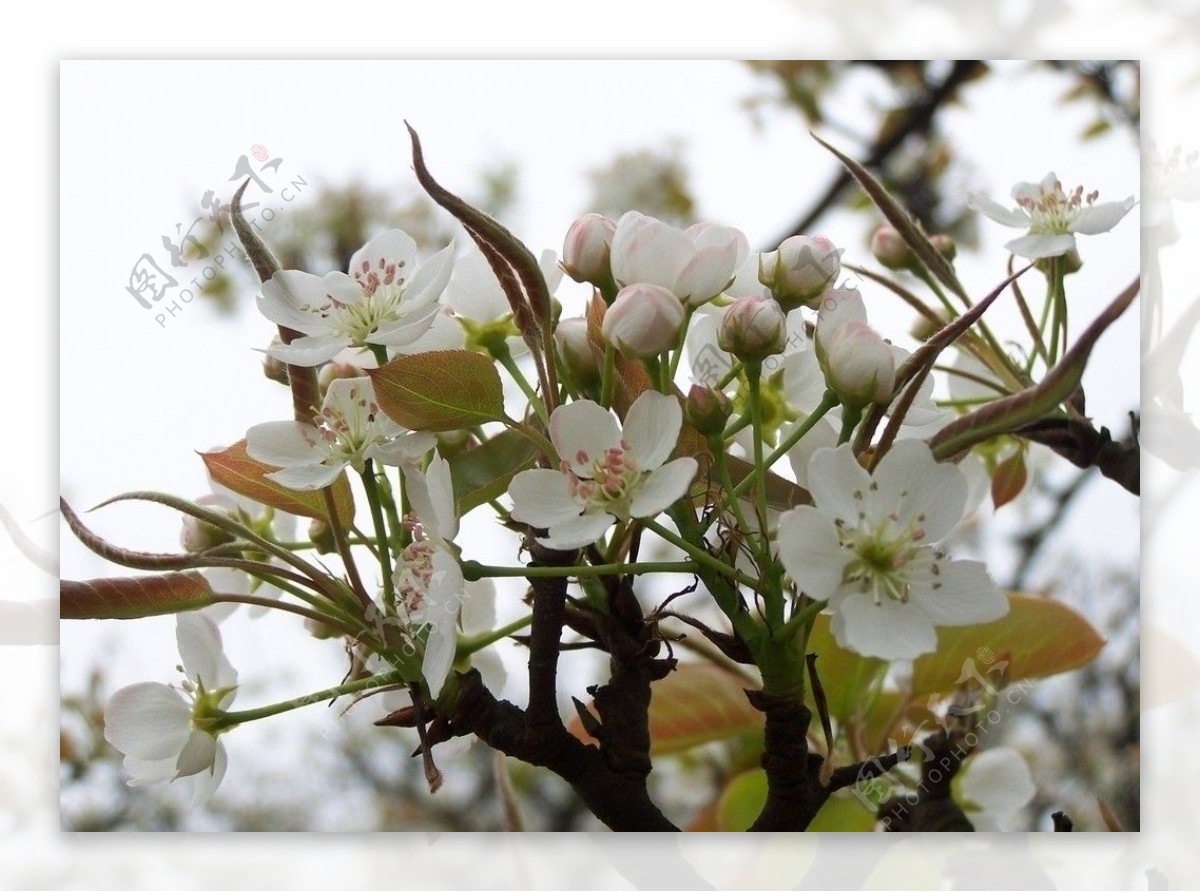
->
716, 768, 767, 831
567, 662, 762, 755
806, 612, 888, 720
448, 428, 537, 516
201, 440, 355, 524
910, 593, 1105, 696
806, 791, 879, 832
369, 350, 505, 432
61, 572, 215, 620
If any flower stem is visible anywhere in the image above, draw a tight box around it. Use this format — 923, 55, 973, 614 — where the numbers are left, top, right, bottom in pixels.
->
641, 518, 759, 589
458, 613, 533, 655
360, 459, 395, 613
745, 363, 771, 539
495, 343, 549, 428
600, 342, 617, 408
213, 669, 406, 730
462, 558, 704, 580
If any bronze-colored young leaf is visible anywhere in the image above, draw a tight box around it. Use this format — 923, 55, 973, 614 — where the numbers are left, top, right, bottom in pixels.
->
201, 440, 355, 524
448, 429, 538, 516
61, 572, 215, 620
567, 662, 762, 756
909, 593, 1105, 697
990, 450, 1028, 509
369, 350, 505, 432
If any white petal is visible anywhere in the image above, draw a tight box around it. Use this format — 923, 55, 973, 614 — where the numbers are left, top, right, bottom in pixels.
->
550, 400, 621, 475
402, 453, 457, 543
369, 303, 441, 347
393, 307, 467, 355
459, 578, 497, 635
245, 421, 323, 469
258, 271, 359, 334
348, 230, 418, 282
966, 194, 1030, 228
1004, 232, 1075, 259
123, 755, 178, 787
538, 248, 565, 294
508, 469, 583, 528
104, 683, 191, 760
871, 440, 967, 542
776, 507, 845, 598
539, 512, 615, 550
265, 333, 353, 367
908, 559, 1009, 626
177, 613, 236, 690
831, 592, 937, 660
806, 445, 872, 525
611, 212, 690, 288
785, 417, 838, 489
955, 749, 1036, 820
622, 390, 682, 471
445, 249, 507, 322
265, 463, 343, 490
472, 648, 508, 694
815, 288, 868, 349
190, 741, 228, 806
781, 348, 826, 413
369, 431, 437, 467
630, 458, 697, 518
1070, 197, 1135, 234
175, 729, 218, 778
405, 242, 457, 310
673, 242, 741, 305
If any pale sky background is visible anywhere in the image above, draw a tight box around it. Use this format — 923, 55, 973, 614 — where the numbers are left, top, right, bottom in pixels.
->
56, 59, 1143, 835
0, 1, 1194, 881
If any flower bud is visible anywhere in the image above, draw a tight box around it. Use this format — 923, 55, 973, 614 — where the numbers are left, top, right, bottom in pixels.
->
601, 283, 685, 358
263, 336, 290, 386
554, 316, 600, 388
307, 518, 336, 555
562, 213, 617, 287
685, 384, 733, 435
717, 295, 788, 362
180, 495, 238, 553
929, 233, 957, 261
318, 361, 366, 399
1035, 246, 1083, 277
759, 234, 841, 310
870, 226, 916, 270
823, 320, 896, 408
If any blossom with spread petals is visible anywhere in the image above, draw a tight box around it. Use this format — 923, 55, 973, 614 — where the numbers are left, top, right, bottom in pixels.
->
508, 391, 698, 549
610, 212, 748, 307
103, 613, 238, 804
257, 230, 454, 366
968, 173, 1134, 259
777, 441, 1008, 660
953, 748, 1037, 831
246, 378, 434, 490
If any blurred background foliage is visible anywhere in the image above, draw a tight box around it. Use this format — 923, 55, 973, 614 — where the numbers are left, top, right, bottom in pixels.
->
60, 60, 1140, 832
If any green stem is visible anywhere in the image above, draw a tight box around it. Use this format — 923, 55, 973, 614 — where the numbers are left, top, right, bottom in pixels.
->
360, 459, 395, 613
745, 363, 770, 542
210, 593, 360, 638
600, 342, 617, 408
463, 559, 703, 580
495, 344, 549, 427
837, 405, 863, 445
503, 416, 557, 461
458, 613, 534, 655
641, 518, 759, 589
668, 305, 696, 380
213, 670, 406, 730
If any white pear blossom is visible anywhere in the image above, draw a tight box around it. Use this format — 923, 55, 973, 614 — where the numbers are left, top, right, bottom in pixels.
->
952, 748, 1037, 831
968, 173, 1135, 260
509, 390, 698, 549
103, 613, 238, 804
445, 246, 563, 356
776, 441, 1008, 660
394, 453, 470, 699
610, 211, 748, 307
246, 378, 435, 490
257, 230, 454, 366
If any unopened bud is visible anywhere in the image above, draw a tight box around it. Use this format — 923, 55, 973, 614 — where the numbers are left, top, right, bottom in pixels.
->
308, 518, 336, 554
1035, 246, 1083, 276
562, 213, 617, 288
717, 295, 788, 362
263, 336, 290, 386
435, 428, 472, 459
870, 226, 916, 270
554, 317, 600, 389
823, 321, 896, 408
759, 234, 841, 310
180, 495, 238, 553
319, 361, 366, 399
601, 283, 685, 358
685, 384, 733, 435
929, 233, 957, 261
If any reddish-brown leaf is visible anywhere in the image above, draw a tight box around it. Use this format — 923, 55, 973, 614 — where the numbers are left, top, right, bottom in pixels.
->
61, 572, 215, 620
201, 440, 355, 524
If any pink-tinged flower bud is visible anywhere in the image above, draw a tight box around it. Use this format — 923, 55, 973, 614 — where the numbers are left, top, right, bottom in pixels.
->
263, 336, 290, 385
318, 361, 367, 399
759, 234, 841, 310
562, 213, 617, 287
929, 233, 957, 261
870, 225, 916, 270
601, 283, 685, 357
554, 316, 601, 388
685, 384, 733, 435
717, 295, 788, 362
823, 320, 896, 408
180, 495, 238, 553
